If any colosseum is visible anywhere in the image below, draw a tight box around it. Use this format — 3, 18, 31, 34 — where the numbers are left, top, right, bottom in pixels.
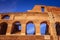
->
0, 5, 60, 40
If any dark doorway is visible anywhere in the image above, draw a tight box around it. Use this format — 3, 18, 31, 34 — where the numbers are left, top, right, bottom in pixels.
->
55, 22, 60, 35
0, 22, 8, 35
11, 21, 21, 34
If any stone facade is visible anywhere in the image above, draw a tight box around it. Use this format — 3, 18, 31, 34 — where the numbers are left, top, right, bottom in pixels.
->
0, 5, 60, 40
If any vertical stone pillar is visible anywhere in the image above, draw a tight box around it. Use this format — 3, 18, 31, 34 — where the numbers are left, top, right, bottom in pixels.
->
6, 23, 12, 35
35, 23, 41, 35
0, 15, 1, 20
48, 12, 58, 40
21, 24, 26, 35
10, 15, 14, 20
49, 22, 58, 40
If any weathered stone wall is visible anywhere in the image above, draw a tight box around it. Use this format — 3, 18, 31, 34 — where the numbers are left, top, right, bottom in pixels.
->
0, 35, 53, 40
0, 5, 60, 40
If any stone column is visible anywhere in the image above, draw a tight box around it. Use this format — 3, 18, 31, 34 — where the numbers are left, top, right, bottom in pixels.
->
0, 15, 1, 20
6, 23, 12, 35
48, 12, 58, 40
49, 22, 58, 40
21, 24, 26, 35
35, 23, 41, 35
10, 15, 14, 20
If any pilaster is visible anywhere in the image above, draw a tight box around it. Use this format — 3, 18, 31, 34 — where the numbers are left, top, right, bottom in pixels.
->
48, 12, 58, 40
21, 24, 26, 35
6, 23, 12, 35
34, 22, 41, 35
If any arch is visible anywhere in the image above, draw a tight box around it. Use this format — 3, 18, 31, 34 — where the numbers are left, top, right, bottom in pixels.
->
26, 21, 35, 35
11, 21, 21, 34
1, 15, 10, 20
55, 22, 60, 35
40, 21, 50, 35
0, 22, 8, 35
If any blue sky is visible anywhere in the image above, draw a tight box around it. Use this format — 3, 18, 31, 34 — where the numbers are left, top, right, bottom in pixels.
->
26, 23, 47, 35
0, 0, 60, 12
26, 23, 35, 35
0, 0, 60, 35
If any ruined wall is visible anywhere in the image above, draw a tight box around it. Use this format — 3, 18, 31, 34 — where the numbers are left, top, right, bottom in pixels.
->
0, 5, 60, 40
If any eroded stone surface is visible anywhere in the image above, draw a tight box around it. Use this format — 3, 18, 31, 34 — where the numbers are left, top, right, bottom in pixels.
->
0, 5, 60, 40
0, 35, 53, 40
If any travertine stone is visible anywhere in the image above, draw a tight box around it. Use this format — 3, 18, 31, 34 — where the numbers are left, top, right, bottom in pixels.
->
0, 5, 60, 40
6, 23, 12, 35
48, 12, 58, 40
21, 24, 26, 35
35, 23, 41, 35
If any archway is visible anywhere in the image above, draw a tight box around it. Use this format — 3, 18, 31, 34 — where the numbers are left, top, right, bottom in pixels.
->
1, 15, 10, 20
11, 21, 21, 34
26, 21, 35, 35
40, 21, 50, 35
55, 22, 60, 35
0, 22, 8, 35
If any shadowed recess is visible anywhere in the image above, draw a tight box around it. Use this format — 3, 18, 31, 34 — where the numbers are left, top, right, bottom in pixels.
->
11, 21, 21, 34
55, 22, 60, 35
41, 7, 44, 12
0, 22, 8, 35
1, 15, 10, 20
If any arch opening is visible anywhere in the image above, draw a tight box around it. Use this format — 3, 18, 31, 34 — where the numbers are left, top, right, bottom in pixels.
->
1, 15, 10, 20
26, 21, 35, 35
0, 22, 8, 35
55, 22, 60, 35
11, 21, 21, 34
40, 22, 50, 35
